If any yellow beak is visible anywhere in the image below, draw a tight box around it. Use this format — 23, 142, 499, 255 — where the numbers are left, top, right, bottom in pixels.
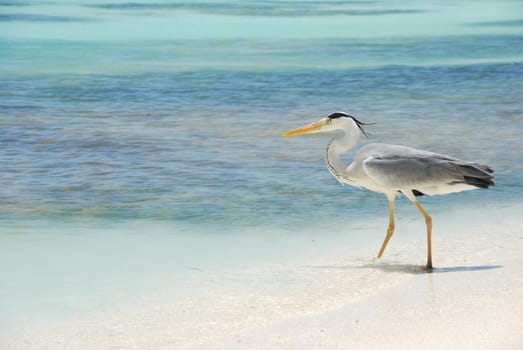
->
281, 121, 324, 137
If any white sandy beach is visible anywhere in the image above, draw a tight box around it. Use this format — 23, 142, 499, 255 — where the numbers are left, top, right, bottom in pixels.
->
4, 204, 523, 350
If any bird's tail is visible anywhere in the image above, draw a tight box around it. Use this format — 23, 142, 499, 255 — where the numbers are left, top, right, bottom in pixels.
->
453, 162, 495, 189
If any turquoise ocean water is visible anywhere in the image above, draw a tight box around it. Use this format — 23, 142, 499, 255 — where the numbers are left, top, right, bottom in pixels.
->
1, 0, 523, 340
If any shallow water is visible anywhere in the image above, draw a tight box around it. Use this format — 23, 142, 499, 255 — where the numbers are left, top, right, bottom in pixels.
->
1, 0, 523, 341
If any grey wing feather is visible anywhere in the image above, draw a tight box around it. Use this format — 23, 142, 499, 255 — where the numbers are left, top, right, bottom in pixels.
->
361, 145, 494, 191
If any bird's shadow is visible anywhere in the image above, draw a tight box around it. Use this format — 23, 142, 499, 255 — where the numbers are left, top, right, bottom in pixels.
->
356, 262, 503, 274
308, 261, 502, 275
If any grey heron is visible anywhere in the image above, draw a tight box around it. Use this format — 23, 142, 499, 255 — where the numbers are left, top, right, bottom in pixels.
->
282, 111, 494, 269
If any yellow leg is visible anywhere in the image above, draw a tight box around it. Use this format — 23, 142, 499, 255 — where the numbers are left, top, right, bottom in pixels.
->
377, 199, 395, 258
414, 201, 433, 269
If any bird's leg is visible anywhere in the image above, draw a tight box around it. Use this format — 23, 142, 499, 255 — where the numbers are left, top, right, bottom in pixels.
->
414, 201, 433, 270
377, 198, 395, 258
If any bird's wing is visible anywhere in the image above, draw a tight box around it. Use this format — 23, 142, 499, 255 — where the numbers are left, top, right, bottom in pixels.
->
361, 148, 493, 192
363, 154, 454, 189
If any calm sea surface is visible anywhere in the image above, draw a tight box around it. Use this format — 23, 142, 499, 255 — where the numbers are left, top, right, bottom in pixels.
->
1, 0, 523, 338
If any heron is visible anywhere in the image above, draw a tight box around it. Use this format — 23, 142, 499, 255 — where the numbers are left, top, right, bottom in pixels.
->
282, 111, 494, 269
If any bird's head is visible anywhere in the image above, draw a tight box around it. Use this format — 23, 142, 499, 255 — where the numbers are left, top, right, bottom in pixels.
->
282, 112, 371, 137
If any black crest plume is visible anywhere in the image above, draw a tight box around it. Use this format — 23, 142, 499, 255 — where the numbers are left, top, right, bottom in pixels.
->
327, 111, 373, 137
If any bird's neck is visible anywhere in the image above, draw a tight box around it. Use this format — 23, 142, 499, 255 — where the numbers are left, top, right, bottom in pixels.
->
325, 127, 360, 182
